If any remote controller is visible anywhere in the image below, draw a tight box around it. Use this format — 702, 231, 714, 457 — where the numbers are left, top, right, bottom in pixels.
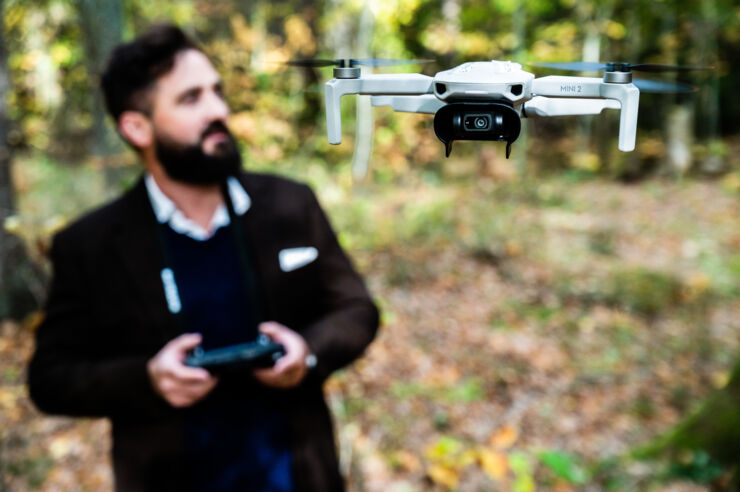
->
184, 335, 285, 373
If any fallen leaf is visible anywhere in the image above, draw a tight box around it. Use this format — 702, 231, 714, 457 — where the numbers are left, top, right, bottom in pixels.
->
479, 448, 508, 481
0, 387, 19, 409
427, 464, 459, 489
490, 425, 519, 449
49, 436, 74, 459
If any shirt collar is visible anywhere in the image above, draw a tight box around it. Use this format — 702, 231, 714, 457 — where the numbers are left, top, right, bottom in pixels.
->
145, 174, 251, 241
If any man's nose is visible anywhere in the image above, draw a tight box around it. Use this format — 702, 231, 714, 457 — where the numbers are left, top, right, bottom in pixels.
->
205, 91, 229, 121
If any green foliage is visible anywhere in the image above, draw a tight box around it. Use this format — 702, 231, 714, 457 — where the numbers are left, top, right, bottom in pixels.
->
604, 268, 684, 317
6, 454, 54, 489
588, 228, 617, 256
390, 377, 485, 404
537, 450, 590, 484
665, 450, 726, 484
509, 452, 536, 492
443, 378, 485, 403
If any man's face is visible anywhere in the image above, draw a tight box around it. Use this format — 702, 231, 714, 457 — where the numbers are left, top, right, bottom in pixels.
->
148, 49, 240, 184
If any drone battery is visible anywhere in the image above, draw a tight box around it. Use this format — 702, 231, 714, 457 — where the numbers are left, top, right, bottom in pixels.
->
434, 102, 521, 158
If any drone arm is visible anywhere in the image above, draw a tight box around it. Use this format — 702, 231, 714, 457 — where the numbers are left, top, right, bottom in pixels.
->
531, 76, 640, 151
325, 74, 434, 144
601, 83, 640, 152
370, 94, 445, 114
522, 96, 620, 117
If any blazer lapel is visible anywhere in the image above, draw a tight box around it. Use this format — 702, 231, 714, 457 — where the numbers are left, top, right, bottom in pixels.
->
235, 174, 279, 322
110, 178, 176, 340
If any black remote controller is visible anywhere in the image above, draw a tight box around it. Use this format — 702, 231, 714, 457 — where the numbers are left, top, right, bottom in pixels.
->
184, 335, 285, 373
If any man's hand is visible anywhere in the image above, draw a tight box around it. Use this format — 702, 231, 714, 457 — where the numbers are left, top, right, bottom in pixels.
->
253, 322, 311, 389
147, 333, 218, 408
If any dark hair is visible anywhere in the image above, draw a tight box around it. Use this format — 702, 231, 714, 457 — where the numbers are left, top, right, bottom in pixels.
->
101, 24, 198, 122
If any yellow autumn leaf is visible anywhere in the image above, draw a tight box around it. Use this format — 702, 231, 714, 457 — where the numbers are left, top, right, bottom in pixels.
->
490, 425, 519, 449
0, 387, 18, 409
711, 370, 730, 389
3, 215, 21, 234
49, 436, 74, 459
41, 215, 68, 237
427, 464, 460, 489
284, 16, 316, 55
458, 449, 479, 468
424, 436, 464, 462
479, 449, 509, 481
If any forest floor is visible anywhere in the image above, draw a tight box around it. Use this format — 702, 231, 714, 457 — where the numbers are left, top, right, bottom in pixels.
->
1, 165, 739, 491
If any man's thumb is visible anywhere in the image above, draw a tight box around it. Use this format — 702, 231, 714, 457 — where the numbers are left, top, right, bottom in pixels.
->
169, 333, 202, 351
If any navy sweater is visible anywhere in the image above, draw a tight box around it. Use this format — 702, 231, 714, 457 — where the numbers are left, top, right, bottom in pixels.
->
162, 224, 292, 492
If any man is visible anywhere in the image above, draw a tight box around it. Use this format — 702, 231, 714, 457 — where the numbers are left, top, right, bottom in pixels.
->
28, 24, 378, 492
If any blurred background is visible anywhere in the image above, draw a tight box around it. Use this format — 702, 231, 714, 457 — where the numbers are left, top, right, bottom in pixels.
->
0, 0, 739, 490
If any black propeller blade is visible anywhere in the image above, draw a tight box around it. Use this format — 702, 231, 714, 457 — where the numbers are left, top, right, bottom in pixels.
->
628, 63, 710, 73
633, 79, 697, 93
283, 58, 431, 68
284, 59, 344, 67
349, 58, 433, 67
530, 61, 711, 73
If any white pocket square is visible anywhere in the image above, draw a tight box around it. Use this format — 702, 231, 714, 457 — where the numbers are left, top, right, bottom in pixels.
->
279, 247, 318, 272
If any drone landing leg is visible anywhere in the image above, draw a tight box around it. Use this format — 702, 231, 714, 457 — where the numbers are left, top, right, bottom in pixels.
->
445, 141, 453, 157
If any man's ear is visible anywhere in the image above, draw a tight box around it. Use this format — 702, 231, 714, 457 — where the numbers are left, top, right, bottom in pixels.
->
118, 111, 153, 148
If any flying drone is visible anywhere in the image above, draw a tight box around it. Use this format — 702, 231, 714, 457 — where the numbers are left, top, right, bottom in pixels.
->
287, 58, 702, 157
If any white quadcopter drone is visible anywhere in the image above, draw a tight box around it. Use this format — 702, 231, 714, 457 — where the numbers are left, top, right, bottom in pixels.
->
287, 59, 699, 157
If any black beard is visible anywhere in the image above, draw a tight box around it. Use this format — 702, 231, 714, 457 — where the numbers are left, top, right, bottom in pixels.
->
154, 124, 241, 185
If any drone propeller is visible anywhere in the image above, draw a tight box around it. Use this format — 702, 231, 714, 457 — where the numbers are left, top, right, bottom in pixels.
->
285, 59, 344, 67
284, 58, 431, 68
530, 61, 710, 73
633, 79, 697, 93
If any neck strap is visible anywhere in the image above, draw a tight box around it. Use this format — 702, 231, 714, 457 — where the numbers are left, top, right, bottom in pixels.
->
149, 177, 263, 336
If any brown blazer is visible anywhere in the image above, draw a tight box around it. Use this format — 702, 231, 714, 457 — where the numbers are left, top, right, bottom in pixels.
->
28, 172, 379, 491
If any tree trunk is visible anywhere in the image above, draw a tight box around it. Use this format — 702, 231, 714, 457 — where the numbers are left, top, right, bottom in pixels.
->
576, 0, 614, 171
351, 1, 375, 181
696, 0, 724, 174
75, 0, 123, 193
0, 0, 45, 320
635, 358, 740, 469
663, 105, 694, 176
249, 2, 267, 73
657, 2, 696, 178
512, 0, 528, 177
296, 0, 323, 131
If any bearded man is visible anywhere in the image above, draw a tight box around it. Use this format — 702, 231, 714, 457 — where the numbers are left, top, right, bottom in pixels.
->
28, 24, 378, 492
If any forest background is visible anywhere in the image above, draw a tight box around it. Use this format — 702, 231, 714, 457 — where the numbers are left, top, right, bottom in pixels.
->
0, 0, 739, 490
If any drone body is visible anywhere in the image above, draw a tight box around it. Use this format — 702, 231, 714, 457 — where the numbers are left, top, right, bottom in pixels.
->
432, 61, 533, 103
315, 59, 696, 158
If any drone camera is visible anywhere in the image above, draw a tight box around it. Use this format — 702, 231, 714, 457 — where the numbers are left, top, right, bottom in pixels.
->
434, 102, 521, 158
464, 114, 496, 131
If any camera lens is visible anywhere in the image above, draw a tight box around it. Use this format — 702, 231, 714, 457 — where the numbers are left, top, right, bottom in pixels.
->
433, 102, 522, 158
464, 114, 492, 131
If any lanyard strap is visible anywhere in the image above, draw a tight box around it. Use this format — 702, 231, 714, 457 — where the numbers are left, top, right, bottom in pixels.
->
219, 179, 264, 328
151, 178, 263, 336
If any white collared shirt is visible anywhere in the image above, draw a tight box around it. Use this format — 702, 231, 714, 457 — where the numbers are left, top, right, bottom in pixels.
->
145, 175, 251, 241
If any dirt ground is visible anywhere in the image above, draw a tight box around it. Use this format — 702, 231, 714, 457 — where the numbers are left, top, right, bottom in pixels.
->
1, 178, 738, 491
